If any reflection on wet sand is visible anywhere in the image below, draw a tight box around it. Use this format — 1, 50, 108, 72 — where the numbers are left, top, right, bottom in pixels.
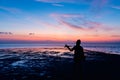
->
0, 48, 120, 80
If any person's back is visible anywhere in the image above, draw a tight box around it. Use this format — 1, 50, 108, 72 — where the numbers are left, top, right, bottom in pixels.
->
65, 39, 85, 63
73, 45, 84, 62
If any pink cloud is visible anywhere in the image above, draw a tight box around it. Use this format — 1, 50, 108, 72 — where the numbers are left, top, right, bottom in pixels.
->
59, 19, 103, 31
83, 21, 103, 29
51, 13, 99, 30
59, 20, 84, 30
51, 13, 112, 31
40, 21, 59, 29
51, 13, 84, 18
85, 34, 100, 37
111, 35, 120, 37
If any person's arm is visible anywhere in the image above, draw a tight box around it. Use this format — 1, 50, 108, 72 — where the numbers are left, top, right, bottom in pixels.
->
65, 44, 74, 51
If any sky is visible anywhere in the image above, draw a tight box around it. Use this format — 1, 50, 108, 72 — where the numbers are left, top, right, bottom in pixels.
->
0, 0, 120, 43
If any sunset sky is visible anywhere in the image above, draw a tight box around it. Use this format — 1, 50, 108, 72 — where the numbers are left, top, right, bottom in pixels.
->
0, 0, 120, 43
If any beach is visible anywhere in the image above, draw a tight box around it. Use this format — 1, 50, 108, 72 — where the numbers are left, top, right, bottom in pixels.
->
0, 48, 120, 80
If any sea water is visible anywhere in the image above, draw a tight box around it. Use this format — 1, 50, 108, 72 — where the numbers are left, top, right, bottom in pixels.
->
83, 43, 120, 54
0, 43, 120, 54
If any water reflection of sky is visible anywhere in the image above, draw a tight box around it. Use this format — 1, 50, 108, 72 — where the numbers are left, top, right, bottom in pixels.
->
83, 43, 120, 54
0, 48, 74, 60
0, 43, 120, 54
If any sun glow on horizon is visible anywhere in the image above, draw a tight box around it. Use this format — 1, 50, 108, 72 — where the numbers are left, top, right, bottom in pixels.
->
0, 33, 119, 43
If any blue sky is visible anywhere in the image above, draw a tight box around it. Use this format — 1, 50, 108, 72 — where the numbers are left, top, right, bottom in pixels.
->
0, 0, 120, 43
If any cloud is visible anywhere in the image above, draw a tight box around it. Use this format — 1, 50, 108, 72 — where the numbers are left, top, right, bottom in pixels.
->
92, 0, 108, 8
111, 6, 120, 10
0, 32, 13, 35
36, 0, 108, 15
29, 33, 35, 35
52, 3, 64, 7
36, 0, 107, 4
25, 16, 59, 29
51, 13, 104, 31
85, 34, 100, 37
90, 0, 108, 13
35, 0, 68, 7
59, 20, 84, 30
83, 21, 103, 29
60, 19, 104, 31
111, 35, 120, 37
36, 0, 108, 10
35, 0, 75, 3
51, 13, 84, 18
0, 6, 21, 14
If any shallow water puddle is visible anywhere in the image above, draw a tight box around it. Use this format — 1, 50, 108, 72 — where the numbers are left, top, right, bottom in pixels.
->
11, 60, 28, 67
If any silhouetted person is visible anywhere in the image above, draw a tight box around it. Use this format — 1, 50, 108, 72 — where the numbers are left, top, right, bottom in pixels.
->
65, 39, 85, 63
65, 39, 85, 80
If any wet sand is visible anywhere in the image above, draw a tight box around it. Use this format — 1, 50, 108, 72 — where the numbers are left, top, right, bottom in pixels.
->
0, 48, 120, 80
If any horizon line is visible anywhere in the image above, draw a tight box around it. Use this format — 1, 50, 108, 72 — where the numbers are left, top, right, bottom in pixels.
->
0, 40, 120, 44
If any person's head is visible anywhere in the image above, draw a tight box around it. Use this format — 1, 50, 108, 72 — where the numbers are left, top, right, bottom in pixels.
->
76, 39, 81, 46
